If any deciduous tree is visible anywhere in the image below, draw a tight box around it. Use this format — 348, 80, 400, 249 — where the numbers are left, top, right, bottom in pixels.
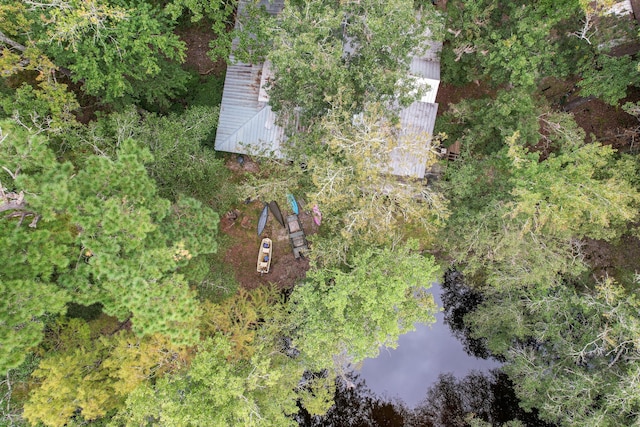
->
267, 0, 442, 125
467, 278, 640, 426
307, 106, 448, 265
290, 241, 439, 370
0, 0, 189, 112
506, 131, 640, 242
67, 106, 233, 209
23, 319, 187, 426
114, 334, 302, 426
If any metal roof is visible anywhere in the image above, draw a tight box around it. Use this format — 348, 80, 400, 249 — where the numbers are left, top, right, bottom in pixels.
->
214, 59, 286, 157
410, 56, 440, 80
214, 0, 286, 157
215, 0, 441, 178
389, 102, 439, 178
391, 36, 442, 177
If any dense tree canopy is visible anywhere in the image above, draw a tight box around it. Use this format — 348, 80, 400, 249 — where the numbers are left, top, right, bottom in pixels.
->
2, 0, 640, 425
0, 0, 190, 116
467, 278, 640, 426
23, 319, 187, 426
305, 106, 448, 264
436, 1, 640, 425
266, 0, 443, 126
290, 241, 439, 369
115, 334, 302, 427
0, 120, 218, 372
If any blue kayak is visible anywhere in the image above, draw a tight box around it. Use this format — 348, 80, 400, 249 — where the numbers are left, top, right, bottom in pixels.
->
257, 204, 268, 235
287, 193, 299, 215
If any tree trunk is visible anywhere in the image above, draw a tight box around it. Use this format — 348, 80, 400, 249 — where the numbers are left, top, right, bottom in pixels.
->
0, 30, 74, 78
0, 30, 26, 52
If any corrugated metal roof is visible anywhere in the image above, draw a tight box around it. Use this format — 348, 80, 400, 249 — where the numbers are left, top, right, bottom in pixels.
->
237, 0, 284, 16
389, 102, 439, 178
392, 37, 441, 177
215, 0, 442, 178
214, 59, 287, 157
410, 56, 440, 80
607, 0, 633, 15
214, 0, 286, 157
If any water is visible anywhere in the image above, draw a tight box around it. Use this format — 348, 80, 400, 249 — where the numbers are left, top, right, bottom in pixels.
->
295, 280, 554, 426
357, 283, 501, 408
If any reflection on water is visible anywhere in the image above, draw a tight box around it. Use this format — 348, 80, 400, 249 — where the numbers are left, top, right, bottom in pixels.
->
358, 282, 500, 407
296, 370, 553, 427
296, 276, 554, 426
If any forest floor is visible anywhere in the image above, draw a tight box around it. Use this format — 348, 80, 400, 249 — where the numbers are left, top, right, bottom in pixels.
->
218, 158, 316, 290
176, 22, 226, 75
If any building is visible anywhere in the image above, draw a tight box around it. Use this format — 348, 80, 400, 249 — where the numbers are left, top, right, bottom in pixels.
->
214, 0, 441, 178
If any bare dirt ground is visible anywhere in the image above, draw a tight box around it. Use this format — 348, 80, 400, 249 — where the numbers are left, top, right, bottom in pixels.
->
219, 158, 316, 290
435, 81, 495, 112
570, 89, 640, 151
176, 22, 227, 75
583, 235, 640, 280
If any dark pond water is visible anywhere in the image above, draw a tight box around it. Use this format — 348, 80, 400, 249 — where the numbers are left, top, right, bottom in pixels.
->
296, 276, 554, 426
358, 282, 500, 408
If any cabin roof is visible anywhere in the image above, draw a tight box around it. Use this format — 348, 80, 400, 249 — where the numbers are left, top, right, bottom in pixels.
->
214, 0, 286, 157
389, 102, 439, 178
214, 0, 441, 178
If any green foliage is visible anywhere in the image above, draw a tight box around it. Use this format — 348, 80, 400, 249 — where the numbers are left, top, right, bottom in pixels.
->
213, 1, 274, 64
440, 107, 640, 289
112, 287, 304, 425
0, 0, 190, 111
468, 278, 640, 426
161, 197, 219, 261
578, 54, 640, 106
237, 158, 310, 207
200, 286, 290, 360
296, 374, 336, 417
23, 322, 187, 427
0, 119, 218, 371
0, 353, 40, 426
0, 81, 80, 134
114, 334, 301, 427
188, 245, 239, 303
442, 0, 583, 86
69, 106, 234, 211
506, 132, 640, 241
165, 0, 234, 23
267, 0, 442, 125
436, 18, 640, 416
0, 1, 82, 132
290, 241, 439, 369
444, 205, 588, 291
43, 0, 188, 106
305, 106, 448, 265
439, 88, 540, 155
441, 0, 640, 97
1, 241, 70, 370
175, 71, 226, 112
